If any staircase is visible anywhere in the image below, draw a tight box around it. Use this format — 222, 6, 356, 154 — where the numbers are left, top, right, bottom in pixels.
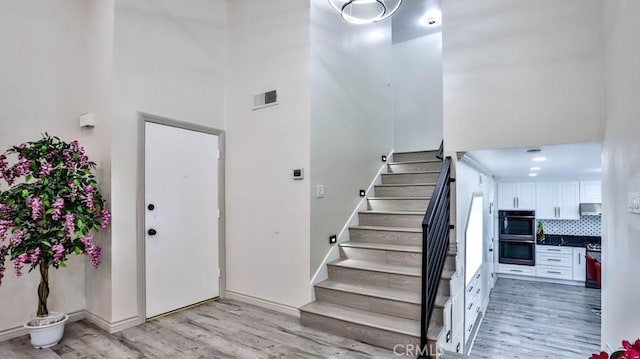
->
300, 150, 456, 352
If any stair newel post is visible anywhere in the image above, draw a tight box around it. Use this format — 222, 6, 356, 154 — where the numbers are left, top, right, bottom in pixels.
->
37, 262, 50, 317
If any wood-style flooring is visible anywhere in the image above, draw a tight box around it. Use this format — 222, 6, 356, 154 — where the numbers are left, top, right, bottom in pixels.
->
0, 298, 465, 359
470, 278, 601, 359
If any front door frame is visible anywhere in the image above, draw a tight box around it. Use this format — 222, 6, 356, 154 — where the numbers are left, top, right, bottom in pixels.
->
137, 112, 226, 323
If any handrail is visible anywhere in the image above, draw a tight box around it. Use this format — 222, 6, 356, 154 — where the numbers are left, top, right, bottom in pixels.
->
419, 155, 452, 358
436, 140, 444, 160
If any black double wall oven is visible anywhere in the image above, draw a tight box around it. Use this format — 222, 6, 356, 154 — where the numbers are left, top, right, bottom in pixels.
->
499, 210, 536, 266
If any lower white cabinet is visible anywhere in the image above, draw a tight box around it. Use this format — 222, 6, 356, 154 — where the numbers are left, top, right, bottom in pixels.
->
573, 248, 587, 282
464, 269, 482, 343
498, 263, 536, 276
499, 246, 589, 283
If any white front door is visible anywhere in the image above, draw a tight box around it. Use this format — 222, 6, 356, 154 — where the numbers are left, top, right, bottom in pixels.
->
144, 121, 220, 318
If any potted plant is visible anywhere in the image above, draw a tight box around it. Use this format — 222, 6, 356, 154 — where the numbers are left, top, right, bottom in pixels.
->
591, 339, 640, 359
0, 134, 110, 349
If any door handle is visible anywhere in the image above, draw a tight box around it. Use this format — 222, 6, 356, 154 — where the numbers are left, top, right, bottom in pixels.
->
148, 228, 157, 236
148, 204, 155, 211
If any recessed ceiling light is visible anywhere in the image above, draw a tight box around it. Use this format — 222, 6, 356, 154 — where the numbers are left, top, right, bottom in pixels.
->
527, 148, 543, 154
423, 17, 440, 26
421, 11, 442, 27
532, 157, 547, 162
528, 173, 538, 177
530, 167, 541, 171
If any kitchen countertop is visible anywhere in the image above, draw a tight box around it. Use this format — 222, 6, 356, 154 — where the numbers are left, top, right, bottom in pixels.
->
538, 234, 601, 247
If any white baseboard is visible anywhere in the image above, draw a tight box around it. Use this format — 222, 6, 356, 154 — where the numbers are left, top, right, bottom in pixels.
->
224, 291, 300, 318
84, 311, 140, 334
0, 310, 85, 342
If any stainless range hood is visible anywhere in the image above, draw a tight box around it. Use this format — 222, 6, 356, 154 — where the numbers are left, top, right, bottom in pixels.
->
580, 203, 602, 216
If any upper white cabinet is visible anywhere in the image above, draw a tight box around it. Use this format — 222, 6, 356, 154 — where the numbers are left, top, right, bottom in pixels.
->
580, 181, 602, 203
498, 182, 536, 210
536, 182, 580, 220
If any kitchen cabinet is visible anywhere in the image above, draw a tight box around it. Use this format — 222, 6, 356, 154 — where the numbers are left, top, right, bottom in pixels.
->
535, 182, 580, 220
573, 248, 587, 281
498, 182, 536, 210
580, 181, 602, 203
464, 269, 482, 344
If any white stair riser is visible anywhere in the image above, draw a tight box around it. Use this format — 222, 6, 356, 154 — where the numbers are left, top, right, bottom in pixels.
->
358, 212, 423, 228
382, 173, 440, 184
388, 162, 442, 173
367, 198, 429, 212
375, 185, 435, 197
348, 228, 422, 246
393, 152, 439, 162
340, 247, 422, 267
314, 287, 421, 321
328, 265, 421, 293
300, 312, 427, 351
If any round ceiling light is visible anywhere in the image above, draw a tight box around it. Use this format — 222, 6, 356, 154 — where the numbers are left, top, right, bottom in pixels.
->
328, 0, 403, 25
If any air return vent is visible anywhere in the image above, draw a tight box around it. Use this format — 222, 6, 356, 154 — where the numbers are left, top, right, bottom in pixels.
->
253, 90, 278, 110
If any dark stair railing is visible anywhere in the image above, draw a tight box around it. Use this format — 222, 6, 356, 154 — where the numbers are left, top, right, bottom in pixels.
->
419, 142, 452, 358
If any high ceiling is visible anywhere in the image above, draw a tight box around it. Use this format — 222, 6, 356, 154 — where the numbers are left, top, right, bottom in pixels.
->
466, 143, 603, 180
392, 0, 442, 44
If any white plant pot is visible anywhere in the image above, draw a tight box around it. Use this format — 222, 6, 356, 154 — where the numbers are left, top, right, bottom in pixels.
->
24, 313, 69, 349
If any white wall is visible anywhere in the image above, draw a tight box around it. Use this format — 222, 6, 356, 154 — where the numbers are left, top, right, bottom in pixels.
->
601, 0, 640, 350
309, 0, 394, 275
0, 0, 99, 332
442, 0, 605, 152
84, 0, 114, 323
111, 0, 226, 322
225, 0, 312, 309
392, 33, 443, 152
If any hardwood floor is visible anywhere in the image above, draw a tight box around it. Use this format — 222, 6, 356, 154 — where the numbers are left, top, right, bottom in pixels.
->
470, 278, 601, 359
0, 299, 463, 359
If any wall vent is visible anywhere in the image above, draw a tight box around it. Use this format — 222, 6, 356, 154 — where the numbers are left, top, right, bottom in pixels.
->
253, 90, 278, 110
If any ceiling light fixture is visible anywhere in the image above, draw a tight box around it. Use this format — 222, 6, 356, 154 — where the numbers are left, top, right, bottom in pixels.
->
530, 167, 541, 171
528, 173, 538, 177
328, 0, 403, 25
421, 12, 441, 27
532, 157, 547, 162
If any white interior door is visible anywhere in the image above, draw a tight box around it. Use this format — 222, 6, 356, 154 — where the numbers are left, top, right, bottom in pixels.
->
145, 121, 220, 318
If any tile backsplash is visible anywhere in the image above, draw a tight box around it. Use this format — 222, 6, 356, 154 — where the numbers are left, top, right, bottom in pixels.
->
539, 216, 602, 236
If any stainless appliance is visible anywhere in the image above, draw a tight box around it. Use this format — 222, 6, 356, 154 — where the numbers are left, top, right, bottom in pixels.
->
585, 242, 601, 288
499, 210, 536, 266
580, 203, 602, 216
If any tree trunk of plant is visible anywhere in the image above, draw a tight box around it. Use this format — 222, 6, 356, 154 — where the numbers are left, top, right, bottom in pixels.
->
37, 262, 49, 317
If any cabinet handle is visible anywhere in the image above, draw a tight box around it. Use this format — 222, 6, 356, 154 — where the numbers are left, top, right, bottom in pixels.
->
467, 286, 474, 293
476, 307, 481, 313
476, 273, 481, 279
558, 207, 561, 217
468, 324, 473, 332
517, 197, 520, 208
510, 269, 523, 272
548, 271, 562, 274
476, 288, 481, 294
578, 254, 581, 265
547, 249, 562, 252
514, 198, 517, 208
546, 258, 562, 262
468, 303, 474, 310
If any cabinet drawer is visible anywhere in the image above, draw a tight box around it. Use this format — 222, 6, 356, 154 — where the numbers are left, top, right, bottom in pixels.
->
536, 246, 572, 255
536, 265, 573, 280
537, 253, 572, 267
498, 264, 536, 276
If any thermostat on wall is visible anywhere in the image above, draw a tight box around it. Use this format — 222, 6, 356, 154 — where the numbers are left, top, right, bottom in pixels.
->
293, 168, 304, 180
253, 90, 278, 110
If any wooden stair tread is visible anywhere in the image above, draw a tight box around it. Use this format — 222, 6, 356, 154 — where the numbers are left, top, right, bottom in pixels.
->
368, 197, 431, 200
388, 160, 441, 165
383, 171, 440, 175
329, 259, 456, 280
375, 183, 436, 187
300, 301, 443, 340
359, 210, 424, 215
340, 241, 422, 253
394, 150, 439, 155
316, 280, 449, 308
350, 225, 422, 233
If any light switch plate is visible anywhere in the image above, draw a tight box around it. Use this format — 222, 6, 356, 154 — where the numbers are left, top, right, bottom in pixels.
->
316, 185, 325, 198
